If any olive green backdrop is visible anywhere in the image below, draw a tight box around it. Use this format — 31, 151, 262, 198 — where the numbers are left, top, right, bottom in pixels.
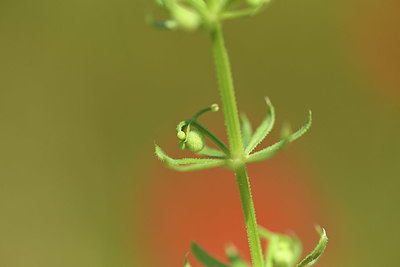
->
0, 0, 399, 266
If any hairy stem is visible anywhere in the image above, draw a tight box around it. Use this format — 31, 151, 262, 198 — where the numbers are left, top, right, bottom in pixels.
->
211, 23, 243, 157
211, 22, 264, 267
234, 164, 264, 267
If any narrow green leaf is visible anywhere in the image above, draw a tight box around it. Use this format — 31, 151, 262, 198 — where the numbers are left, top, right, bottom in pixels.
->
246, 135, 289, 164
191, 241, 229, 267
247, 0, 272, 8
246, 111, 312, 163
226, 246, 250, 267
155, 144, 225, 171
155, 144, 219, 164
286, 110, 312, 143
221, 1, 269, 20
240, 113, 253, 148
198, 146, 227, 158
185, 253, 192, 267
296, 226, 327, 267
245, 97, 275, 155
220, 8, 257, 20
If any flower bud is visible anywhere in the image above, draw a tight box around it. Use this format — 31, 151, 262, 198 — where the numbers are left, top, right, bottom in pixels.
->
170, 3, 201, 31
185, 129, 205, 152
211, 104, 219, 112
272, 240, 294, 267
177, 131, 186, 140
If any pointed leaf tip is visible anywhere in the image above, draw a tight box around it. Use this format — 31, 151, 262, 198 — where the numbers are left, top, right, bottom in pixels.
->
247, 111, 312, 163
154, 144, 225, 172
240, 113, 253, 148
245, 97, 275, 154
296, 226, 327, 267
191, 241, 229, 267
287, 111, 312, 143
154, 143, 165, 161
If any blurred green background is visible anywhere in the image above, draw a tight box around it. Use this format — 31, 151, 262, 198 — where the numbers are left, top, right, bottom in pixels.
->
0, 0, 399, 266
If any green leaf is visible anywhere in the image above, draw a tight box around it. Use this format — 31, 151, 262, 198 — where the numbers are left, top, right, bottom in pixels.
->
220, 8, 257, 20
246, 111, 312, 163
286, 110, 312, 143
221, 0, 270, 20
198, 146, 227, 158
296, 226, 327, 267
155, 144, 225, 172
185, 253, 192, 267
226, 246, 250, 267
246, 132, 289, 163
191, 241, 229, 267
240, 113, 253, 148
245, 97, 275, 155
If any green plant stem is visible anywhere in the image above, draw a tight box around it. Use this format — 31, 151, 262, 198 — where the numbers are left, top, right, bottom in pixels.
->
211, 22, 264, 267
211, 23, 242, 157
234, 164, 264, 267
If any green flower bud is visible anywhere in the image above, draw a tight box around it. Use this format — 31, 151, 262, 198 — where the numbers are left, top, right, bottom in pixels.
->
273, 240, 294, 267
185, 129, 205, 152
177, 130, 186, 140
170, 3, 201, 31
211, 104, 219, 112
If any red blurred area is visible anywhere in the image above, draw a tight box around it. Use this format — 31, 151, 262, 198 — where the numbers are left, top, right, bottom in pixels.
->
144, 153, 326, 266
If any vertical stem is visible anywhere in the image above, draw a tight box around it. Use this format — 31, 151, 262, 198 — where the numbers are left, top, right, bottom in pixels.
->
234, 164, 265, 267
211, 23, 243, 157
211, 22, 264, 267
